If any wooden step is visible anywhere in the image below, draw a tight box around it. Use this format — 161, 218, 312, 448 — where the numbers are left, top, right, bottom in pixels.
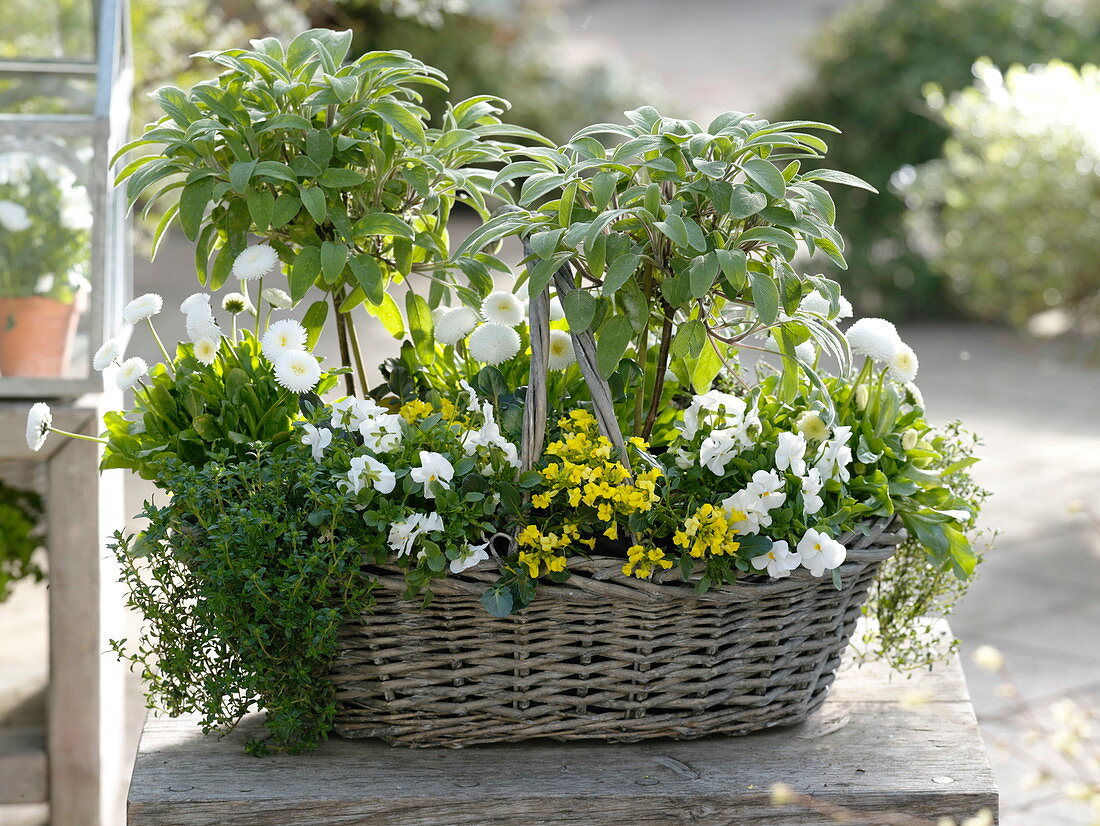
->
0, 803, 49, 826
0, 725, 47, 804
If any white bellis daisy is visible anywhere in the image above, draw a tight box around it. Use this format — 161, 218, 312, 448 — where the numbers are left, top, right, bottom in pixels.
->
547, 329, 575, 371
468, 322, 521, 365
116, 357, 148, 391
273, 350, 320, 393
123, 293, 163, 324
480, 290, 524, 327
232, 244, 279, 281
434, 306, 480, 346
25, 403, 51, 452
261, 319, 308, 362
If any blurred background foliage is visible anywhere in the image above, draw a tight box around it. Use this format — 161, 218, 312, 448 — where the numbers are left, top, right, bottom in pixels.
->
776, 0, 1100, 321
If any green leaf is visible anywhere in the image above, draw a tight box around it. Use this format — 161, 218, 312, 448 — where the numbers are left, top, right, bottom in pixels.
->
270, 193, 300, 228
300, 186, 326, 223
356, 213, 415, 238
348, 255, 385, 305
691, 344, 723, 393
715, 248, 748, 292
229, 160, 256, 194
558, 180, 578, 228
750, 273, 780, 325
726, 184, 768, 219
302, 300, 328, 350
178, 177, 214, 242
367, 292, 405, 337
320, 241, 348, 284
562, 290, 596, 333
803, 168, 878, 193
481, 586, 513, 618
246, 189, 274, 231
653, 215, 690, 249
741, 158, 786, 200
318, 167, 367, 188
306, 129, 334, 166
688, 253, 719, 299
405, 291, 435, 364
671, 318, 706, 359
290, 246, 322, 302
595, 316, 634, 378
373, 100, 427, 146
602, 253, 640, 296
590, 171, 618, 211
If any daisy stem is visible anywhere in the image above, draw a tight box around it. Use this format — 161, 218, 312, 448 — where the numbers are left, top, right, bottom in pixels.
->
146, 319, 174, 374
48, 427, 107, 445
344, 310, 369, 395
255, 278, 263, 339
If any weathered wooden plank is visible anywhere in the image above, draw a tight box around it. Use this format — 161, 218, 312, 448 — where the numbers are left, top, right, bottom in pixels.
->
128, 635, 998, 826
0, 726, 47, 804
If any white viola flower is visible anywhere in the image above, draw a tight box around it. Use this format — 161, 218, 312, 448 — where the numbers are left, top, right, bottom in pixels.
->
836, 296, 854, 321
699, 430, 738, 476
193, 337, 219, 366
888, 343, 919, 383
547, 329, 575, 371
796, 410, 830, 442
388, 514, 423, 558
682, 390, 748, 440
845, 317, 901, 363
180, 292, 211, 316
467, 322, 521, 365
548, 296, 565, 322
480, 290, 524, 327
774, 431, 807, 476
674, 447, 695, 471
798, 291, 831, 317
344, 454, 396, 495
461, 402, 520, 469
25, 402, 52, 452
800, 468, 825, 516
450, 539, 491, 574
92, 338, 120, 371
814, 425, 854, 483
721, 489, 771, 534
261, 287, 294, 309
332, 396, 384, 430
123, 293, 163, 324
751, 540, 802, 579
273, 350, 320, 394
410, 450, 455, 498
420, 511, 444, 534
221, 292, 250, 315
746, 469, 786, 512
0, 200, 31, 232
359, 413, 403, 453
186, 313, 222, 344
797, 528, 847, 577
116, 357, 148, 391
435, 306, 480, 346
232, 244, 279, 281
261, 319, 308, 362
301, 423, 332, 463
794, 340, 816, 366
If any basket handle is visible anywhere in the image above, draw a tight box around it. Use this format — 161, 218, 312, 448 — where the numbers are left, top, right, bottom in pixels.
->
519, 238, 630, 474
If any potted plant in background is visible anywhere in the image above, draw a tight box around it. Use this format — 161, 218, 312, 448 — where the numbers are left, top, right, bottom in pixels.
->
0, 153, 92, 377
28, 29, 987, 755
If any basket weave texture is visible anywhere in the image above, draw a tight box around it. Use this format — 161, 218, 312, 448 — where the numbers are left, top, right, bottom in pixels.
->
331, 517, 901, 747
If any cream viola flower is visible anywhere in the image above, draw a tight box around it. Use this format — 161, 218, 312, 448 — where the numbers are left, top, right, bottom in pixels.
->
467, 322, 521, 365
359, 413, 403, 453
273, 350, 320, 394
92, 338, 120, 371
0, 200, 31, 232
332, 397, 384, 431
179, 292, 211, 316
461, 401, 520, 469
232, 243, 279, 281
814, 425, 854, 483
796, 410, 830, 442
116, 357, 148, 391
800, 468, 825, 516
261, 287, 293, 309
547, 329, 576, 371
450, 539, 491, 574
25, 402, 51, 452
301, 423, 332, 463
434, 306, 480, 346
345, 454, 395, 495
480, 290, 524, 327
797, 528, 847, 577
699, 429, 739, 476
751, 540, 801, 578
774, 431, 807, 476
747, 469, 786, 511
123, 293, 163, 324
682, 390, 746, 440
721, 489, 773, 534
193, 337, 219, 366
845, 317, 901, 363
261, 319, 308, 362
410, 450, 455, 498
888, 343, 919, 383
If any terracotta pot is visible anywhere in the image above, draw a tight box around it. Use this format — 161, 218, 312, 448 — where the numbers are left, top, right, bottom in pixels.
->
0, 295, 83, 377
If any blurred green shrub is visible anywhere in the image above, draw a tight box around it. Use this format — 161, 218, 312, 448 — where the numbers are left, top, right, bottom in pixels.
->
776, 0, 1100, 318
309, 0, 655, 142
898, 60, 1100, 333
0, 480, 45, 604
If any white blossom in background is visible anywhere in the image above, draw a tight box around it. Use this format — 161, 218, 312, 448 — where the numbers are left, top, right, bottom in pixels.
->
34, 275, 54, 295
549, 296, 565, 322
272, 350, 320, 393
123, 293, 163, 324
903, 381, 924, 408
232, 244, 279, 281
359, 413, 404, 453
800, 468, 824, 516
480, 290, 524, 327
261, 319, 308, 362
343, 454, 395, 495
186, 313, 222, 344
116, 357, 148, 391
434, 306, 479, 346
92, 338, 120, 371
837, 296, 854, 320
794, 339, 816, 366
410, 450, 455, 498
751, 540, 801, 578
0, 200, 31, 232
774, 431, 807, 476
301, 423, 332, 462
682, 390, 747, 440
221, 292, 250, 315
888, 343, 919, 383
450, 539, 491, 574
797, 528, 847, 576
467, 322, 521, 365
547, 329, 576, 371
25, 403, 51, 452
261, 287, 294, 309
845, 317, 902, 363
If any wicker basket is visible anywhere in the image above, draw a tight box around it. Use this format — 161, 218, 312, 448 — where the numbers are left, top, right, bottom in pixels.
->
331, 517, 901, 747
